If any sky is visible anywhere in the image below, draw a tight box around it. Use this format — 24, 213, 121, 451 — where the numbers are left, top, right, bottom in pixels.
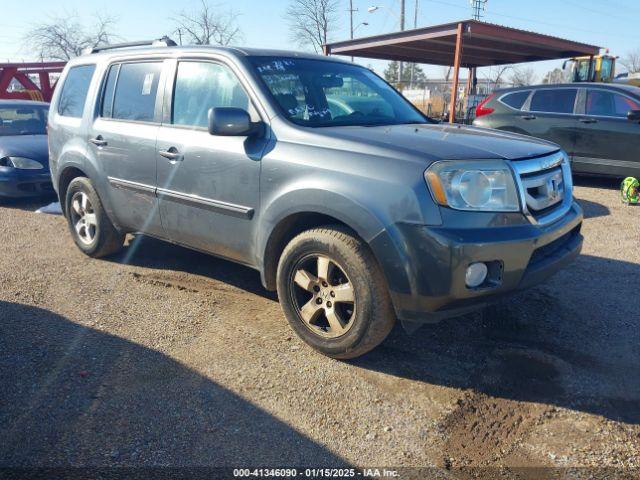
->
1, 0, 640, 81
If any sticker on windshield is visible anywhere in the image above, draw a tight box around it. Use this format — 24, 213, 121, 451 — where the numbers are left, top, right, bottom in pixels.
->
142, 73, 154, 95
257, 59, 296, 73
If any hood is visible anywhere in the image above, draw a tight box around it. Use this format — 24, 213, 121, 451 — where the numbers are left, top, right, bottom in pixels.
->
314, 123, 559, 161
0, 134, 49, 170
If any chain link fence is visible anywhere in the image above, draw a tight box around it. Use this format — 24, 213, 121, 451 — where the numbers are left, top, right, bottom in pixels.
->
392, 79, 515, 124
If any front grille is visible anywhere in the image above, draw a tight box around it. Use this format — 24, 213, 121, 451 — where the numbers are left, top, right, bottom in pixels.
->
521, 166, 564, 215
511, 152, 572, 226
528, 227, 578, 267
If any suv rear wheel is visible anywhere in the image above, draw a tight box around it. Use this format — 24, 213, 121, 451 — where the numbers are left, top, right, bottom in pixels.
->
277, 226, 395, 359
64, 177, 124, 258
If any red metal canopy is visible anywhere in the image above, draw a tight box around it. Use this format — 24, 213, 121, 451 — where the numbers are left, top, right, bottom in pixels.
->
324, 20, 601, 122
324, 20, 600, 67
0, 62, 66, 102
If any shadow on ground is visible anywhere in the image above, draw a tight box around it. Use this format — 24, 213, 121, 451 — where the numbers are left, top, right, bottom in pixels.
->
109, 235, 277, 301
0, 195, 56, 212
573, 175, 621, 191
574, 197, 610, 219
110, 232, 639, 425
0, 301, 345, 467
351, 253, 640, 424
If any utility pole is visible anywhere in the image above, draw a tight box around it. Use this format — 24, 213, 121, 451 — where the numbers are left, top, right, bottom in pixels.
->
175, 28, 184, 46
348, 0, 357, 61
409, 0, 419, 88
469, 1, 487, 95
398, 0, 406, 87
471, 0, 487, 20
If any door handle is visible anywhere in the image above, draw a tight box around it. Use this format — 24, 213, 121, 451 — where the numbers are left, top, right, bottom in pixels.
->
90, 135, 107, 147
520, 115, 537, 120
159, 147, 183, 162
579, 118, 598, 124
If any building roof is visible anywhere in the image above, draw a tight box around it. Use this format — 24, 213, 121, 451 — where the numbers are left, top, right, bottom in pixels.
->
324, 20, 601, 68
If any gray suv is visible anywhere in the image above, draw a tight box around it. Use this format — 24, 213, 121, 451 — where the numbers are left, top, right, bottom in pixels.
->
473, 83, 640, 178
48, 40, 583, 359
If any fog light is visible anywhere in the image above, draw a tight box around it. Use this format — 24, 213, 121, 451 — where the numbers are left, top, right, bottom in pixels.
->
465, 262, 488, 288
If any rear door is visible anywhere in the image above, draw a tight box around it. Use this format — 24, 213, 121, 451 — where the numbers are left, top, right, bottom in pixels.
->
572, 87, 640, 177
156, 59, 266, 264
90, 60, 166, 235
520, 87, 579, 156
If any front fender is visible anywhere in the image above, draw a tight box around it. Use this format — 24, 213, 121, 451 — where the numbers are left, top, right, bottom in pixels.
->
256, 185, 416, 306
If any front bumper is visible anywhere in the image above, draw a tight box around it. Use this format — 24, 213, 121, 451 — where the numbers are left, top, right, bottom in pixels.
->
388, 201, 583, 322
0, 169, 54, 198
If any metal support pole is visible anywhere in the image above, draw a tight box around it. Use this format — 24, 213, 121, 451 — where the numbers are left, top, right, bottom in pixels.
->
399, 0, 406, 88
409, 0, 419, 88
349, 0, 355, 62
449, 22, 464, 124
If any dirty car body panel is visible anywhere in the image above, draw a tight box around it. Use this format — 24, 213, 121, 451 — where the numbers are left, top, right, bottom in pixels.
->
48, 46, 583, 325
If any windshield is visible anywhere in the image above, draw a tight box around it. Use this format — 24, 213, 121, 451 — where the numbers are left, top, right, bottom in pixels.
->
0, 105, 48, 136
249, 57, 430, 127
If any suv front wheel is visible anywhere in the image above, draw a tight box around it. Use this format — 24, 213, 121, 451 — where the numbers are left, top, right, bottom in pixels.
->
277, 226, 396, 359
64, 177, 124, 258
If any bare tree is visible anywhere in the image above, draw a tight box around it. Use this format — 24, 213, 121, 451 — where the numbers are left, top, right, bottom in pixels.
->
482, 66, 512, 89
285, 0, 340, 53
509, 67, 537, 87
174, 0, 242, 46
24, 13, 117, 61
621, 49, 640, 73
542, 68, 565, 84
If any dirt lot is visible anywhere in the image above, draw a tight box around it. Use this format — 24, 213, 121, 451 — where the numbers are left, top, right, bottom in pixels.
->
0, 177, 639, 477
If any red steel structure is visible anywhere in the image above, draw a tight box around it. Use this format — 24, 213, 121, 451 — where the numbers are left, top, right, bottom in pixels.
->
0, 62, 66, 102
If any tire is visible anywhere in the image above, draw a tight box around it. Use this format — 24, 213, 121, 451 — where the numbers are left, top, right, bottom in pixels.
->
277, 225, 396, 359
64, 177, 124, 258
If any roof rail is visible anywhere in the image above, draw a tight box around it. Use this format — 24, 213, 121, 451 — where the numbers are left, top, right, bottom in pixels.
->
82, 36, 177, 55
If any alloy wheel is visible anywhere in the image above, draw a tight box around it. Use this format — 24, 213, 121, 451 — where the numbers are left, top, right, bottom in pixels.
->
290, 254, 356, 338
70, 191, 97, 245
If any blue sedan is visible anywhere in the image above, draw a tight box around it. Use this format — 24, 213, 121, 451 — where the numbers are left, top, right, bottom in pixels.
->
0, 100, 52, 198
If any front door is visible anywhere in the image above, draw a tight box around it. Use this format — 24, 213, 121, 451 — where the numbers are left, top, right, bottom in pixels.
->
156, 60, 266, 264
573, 88, 640, 177
520, 87, 579, 157
90, 61, 165, 235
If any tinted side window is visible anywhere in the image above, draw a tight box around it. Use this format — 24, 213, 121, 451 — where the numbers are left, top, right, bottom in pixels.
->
586, 90, 640, 117
112, 62, 162, 122
57, 65, 96, 118
530, 89, 577, 114
173, 62, 249, 128
500, 91, 529, 110
101, 64, 120, 118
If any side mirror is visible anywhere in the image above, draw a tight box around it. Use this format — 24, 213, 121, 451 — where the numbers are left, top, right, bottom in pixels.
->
627, 110, 640, 122
208, 107, 253, 136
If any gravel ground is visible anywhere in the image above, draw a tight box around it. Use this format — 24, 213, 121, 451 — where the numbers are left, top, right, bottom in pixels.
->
0, 177, 638, 477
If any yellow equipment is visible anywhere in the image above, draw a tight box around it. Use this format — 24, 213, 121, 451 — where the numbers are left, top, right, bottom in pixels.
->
614, 72, 640, 87
563, 54, 617, 83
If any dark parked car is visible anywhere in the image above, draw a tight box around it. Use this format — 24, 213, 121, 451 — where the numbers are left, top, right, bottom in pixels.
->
48, 42, 583, 359
473, 83, 640, 178
0, 100, 52, 198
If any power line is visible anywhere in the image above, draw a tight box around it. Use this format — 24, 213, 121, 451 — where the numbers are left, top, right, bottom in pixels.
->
560, 0, 636, 23
422, 0, 640, 42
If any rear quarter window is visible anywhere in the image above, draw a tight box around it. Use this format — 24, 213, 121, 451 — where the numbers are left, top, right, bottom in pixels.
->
57, 65, 96, 118
500, 91, 530, 110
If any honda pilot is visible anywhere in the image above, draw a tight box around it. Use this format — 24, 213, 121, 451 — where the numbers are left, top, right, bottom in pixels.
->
48, 40, 583, 359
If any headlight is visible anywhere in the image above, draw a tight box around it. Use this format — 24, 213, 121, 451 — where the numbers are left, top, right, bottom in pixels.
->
425, 160, 520, 212
0, 157, 44, 170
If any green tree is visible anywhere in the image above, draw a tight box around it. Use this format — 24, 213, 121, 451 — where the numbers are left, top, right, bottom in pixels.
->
383, 61, 427, 88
